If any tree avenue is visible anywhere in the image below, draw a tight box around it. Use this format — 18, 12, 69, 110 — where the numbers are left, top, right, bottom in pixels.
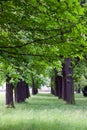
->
0, 0, 87, 106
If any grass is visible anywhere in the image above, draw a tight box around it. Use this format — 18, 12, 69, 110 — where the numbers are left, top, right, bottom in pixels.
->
0, 92, 87, 130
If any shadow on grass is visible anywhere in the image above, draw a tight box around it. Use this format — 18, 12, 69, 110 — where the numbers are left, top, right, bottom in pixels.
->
15, 93, 66, 111
15, 93, 87, 112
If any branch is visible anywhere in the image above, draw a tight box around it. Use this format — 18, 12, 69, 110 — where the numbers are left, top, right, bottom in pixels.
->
0, 27, 73, 49
0, 34, 58, 49
0, 49, 59, 58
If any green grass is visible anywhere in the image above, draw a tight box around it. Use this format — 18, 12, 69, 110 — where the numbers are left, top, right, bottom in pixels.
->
0, 92, 87, 130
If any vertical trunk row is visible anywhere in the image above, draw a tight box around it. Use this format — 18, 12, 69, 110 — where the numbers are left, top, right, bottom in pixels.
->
53, 58, 75, 104
6, 77, 30, 107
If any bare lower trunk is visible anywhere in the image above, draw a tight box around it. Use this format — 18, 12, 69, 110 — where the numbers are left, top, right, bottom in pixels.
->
62, 64, 67, 100
54, 69, 59, 97
64, 58, 75, 104
32, 76, 38, 95
26, 85, 30, 98
50, 75, 56, 96
6, 76, 14, 108
15, 79, 28, 103
76, 84, 81, 93
58, 76, 62, 99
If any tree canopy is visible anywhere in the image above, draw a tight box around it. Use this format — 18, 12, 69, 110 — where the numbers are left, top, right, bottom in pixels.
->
0, 0, 87, 84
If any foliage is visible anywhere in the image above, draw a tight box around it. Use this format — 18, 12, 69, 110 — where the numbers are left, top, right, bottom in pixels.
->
0, 0, 87, 85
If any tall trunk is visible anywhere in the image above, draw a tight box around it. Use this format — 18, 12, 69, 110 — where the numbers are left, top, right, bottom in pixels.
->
50, 76, 56, 96
58, 76, 62, 99
62, 64, 67, 100
32, 76, 38, 95
54, 69, 59, 97
64, 58, 75, 104
76, 84, 81, 93
15, 79, 26, 103
6, 76, 14, 108
25, 84, 30, 98
51, 86, 56, 95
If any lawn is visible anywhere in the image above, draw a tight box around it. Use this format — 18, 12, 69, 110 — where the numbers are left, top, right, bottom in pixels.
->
0, 92, 87, 130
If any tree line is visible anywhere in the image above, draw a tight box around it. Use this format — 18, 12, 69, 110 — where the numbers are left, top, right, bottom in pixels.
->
0, 0, 87, 107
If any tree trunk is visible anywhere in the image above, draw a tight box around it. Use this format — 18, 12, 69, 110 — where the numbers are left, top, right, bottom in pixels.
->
32, 76, 38, 95
15, 79, 27, 103
62, 64, 67, 100
54, 69, 59, 97
64, 58, 75, 104
58, 76, 62, 99
50, 75, 56, 96
51, 87, 55, 95
76, 84, 81, 93
6, 76, 14, 108
25, 84, 30, 98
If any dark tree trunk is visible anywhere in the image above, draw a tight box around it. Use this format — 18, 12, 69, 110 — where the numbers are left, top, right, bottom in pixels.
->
6, 76, 14, 108
62, 64, 67, 100
77, 84, 81, 93
15, 79, 28, 103
64, 58, 75, 104
54, 69, 59, 97
25, 84, 30, 98
58, 76, 62, 99
50, 76, 56, 96
51, 86, 56, 96
77, 88, 81, 93
32, 76, 38, 95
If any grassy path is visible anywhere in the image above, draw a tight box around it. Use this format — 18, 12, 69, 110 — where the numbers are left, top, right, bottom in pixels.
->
0, 92, 87, 130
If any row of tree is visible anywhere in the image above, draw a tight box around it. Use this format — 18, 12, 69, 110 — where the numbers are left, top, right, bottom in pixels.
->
0, 0, 87, 107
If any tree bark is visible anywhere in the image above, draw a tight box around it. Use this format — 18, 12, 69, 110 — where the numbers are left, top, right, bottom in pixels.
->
76, 84, 81, 93
32, 76, 38, 95
62, 64, 67, 100
54, 69, 59, 97
64, 58, 75, 104
15, 79, 29, 103
25, 84, 30, 98
50, 76, 56, 96
6, 76, 14, 108
58, 75, 62, 99
51, 86, 55, 95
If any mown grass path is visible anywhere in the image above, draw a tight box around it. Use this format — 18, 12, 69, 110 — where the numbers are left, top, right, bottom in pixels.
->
0, 92, 87, 130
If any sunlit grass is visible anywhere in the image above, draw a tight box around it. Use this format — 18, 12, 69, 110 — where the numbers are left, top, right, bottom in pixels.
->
0, 92, 87, 130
